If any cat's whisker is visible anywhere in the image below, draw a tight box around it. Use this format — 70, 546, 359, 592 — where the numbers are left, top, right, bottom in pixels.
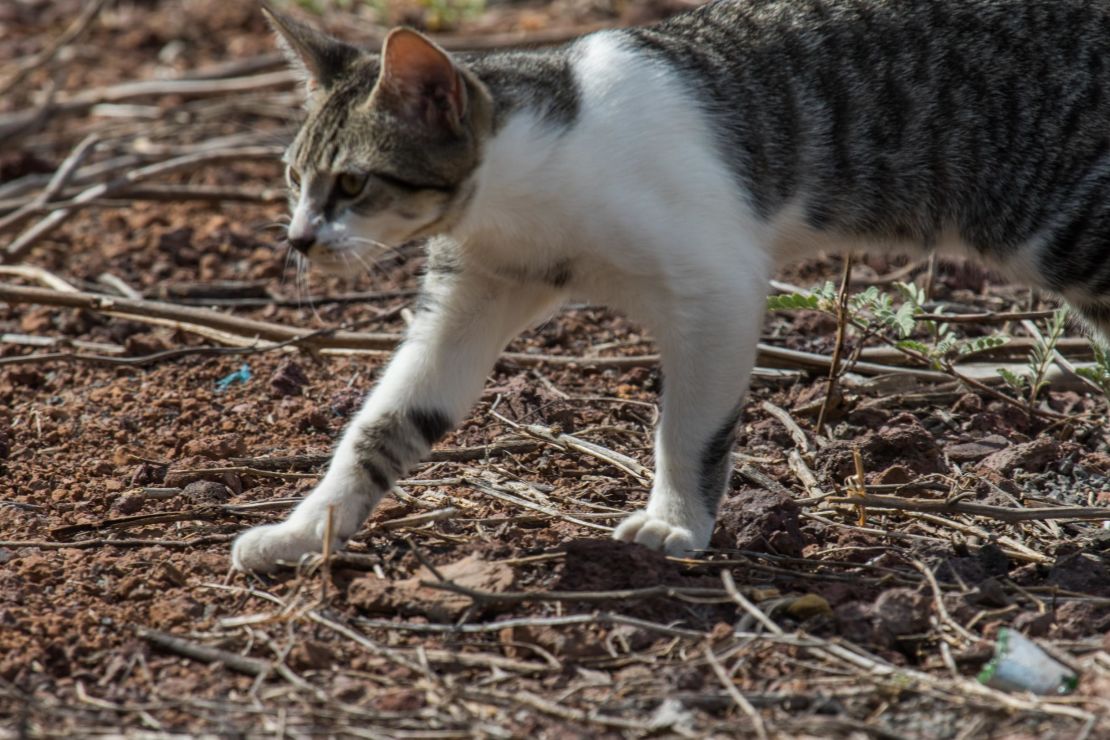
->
346, 247, 388, 282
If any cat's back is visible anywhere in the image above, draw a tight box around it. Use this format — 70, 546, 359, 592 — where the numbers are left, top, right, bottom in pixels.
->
614, 0, 1110, 281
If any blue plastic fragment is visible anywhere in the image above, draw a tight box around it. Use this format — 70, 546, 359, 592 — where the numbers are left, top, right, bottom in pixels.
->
216, 363, 252, 391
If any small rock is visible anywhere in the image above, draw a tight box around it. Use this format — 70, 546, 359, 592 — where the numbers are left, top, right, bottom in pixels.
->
329, 388, 365, 417
1051, 601, 1110, 639
181, 480, 230, 505
964, 577, 1010, 608
270, 359, 309, 397
715, 487, 806, 556
129, 462, 165, 486
124, 332, 172, 355
289, 640, 336, 671
113, 493, 146, 515
297, 408, 330, 432
944, 435, 1010, 463
349, 554, 514, 620
977, 437, 1061, 476
785, 593, 832, 620
1047, 552, 1110, 595
874, 464, 915, 485
873, 588, 930, 637
834, 601, 883, 647
182, 434, 247, 460
1013, 611, 1055, 637
951, 393, 983, 415
977, 543, 1012, 578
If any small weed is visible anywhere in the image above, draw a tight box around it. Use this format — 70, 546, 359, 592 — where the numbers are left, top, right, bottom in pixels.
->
1076, 341, 1110, 398
769, 280, 1010, 370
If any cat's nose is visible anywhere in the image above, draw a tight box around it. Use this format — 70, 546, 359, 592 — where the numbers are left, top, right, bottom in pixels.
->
288, 234, 315, 255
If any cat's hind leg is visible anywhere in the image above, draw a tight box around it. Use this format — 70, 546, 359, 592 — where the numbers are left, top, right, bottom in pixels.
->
613, 258, 768, 556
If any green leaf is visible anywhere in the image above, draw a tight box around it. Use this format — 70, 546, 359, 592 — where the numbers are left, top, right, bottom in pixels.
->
896, 339, 932, 355
767, 293, 820, 311
997, 368, 1028, 391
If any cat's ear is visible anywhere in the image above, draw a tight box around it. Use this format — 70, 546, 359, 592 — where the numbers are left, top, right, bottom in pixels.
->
261, 1, 358, 92
375, 28, 467, 133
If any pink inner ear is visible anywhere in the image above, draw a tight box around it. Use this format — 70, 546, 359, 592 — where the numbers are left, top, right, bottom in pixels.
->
383, 30, 458, 97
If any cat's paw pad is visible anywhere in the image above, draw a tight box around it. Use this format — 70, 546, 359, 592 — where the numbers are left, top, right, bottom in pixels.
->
231, 523, 322, 573
613, 510, 698, 556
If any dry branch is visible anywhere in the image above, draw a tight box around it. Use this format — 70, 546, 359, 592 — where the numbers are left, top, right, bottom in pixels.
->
137, 627, 271, 677
0, 133, 99, 235
2, 145, 282, 262
0, 283, 397, 349
823, 493, 1109, 523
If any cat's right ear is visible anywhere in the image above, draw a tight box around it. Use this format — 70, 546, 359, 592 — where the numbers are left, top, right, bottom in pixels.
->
260, 1, 358, 92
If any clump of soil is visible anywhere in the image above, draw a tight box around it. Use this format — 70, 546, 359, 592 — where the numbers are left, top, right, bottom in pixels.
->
818, 412, 946, 484
714, 487, 807, 556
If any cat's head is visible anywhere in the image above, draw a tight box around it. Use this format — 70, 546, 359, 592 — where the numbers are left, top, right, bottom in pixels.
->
263, 4, 492, 271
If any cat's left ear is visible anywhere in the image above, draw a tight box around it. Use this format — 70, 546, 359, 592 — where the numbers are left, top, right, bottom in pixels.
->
375, 28, 467, 133
261, 1, 358, 93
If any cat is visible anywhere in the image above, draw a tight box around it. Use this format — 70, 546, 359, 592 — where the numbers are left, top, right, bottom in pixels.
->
233, 0, 1110, 572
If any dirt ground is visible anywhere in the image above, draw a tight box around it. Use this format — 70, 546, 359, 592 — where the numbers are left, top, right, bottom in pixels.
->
2, 1, 1109, 737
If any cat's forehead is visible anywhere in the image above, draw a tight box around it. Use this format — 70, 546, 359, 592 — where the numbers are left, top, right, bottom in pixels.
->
288, 64, 381, 167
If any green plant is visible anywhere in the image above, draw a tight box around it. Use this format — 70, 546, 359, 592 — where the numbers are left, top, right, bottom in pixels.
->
1076, 341, 1110, 398
1020, 307, 1069, 404
768, 280, 1010, 370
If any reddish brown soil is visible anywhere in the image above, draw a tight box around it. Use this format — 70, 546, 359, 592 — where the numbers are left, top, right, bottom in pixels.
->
2, 1, 1109, 737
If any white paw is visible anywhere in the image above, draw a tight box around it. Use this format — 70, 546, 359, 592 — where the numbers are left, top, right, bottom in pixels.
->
613, 510, 704, 556
231, 523, 324, 573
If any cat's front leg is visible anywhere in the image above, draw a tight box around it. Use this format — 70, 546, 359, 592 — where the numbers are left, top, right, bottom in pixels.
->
613, 273, 767, 556
232, 266, 560, 573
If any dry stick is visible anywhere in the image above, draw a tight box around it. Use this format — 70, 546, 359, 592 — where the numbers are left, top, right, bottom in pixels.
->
0, 133, 99, 235
760, 400, 811, 452
12, 184, 287, 215
0, 263, 79, 292
703, 645, 770, 740
0, 283, 396, 349
418, 579, 733, 605
37, 70, 300, 119
137, 627, 271, 677
822, 493, 1109, 523
0, 153, 144, 203
0, 535, 233, 550
817, 255, 854, 436
354, 611, 705, 639
513, 421, 652, 481
2, 145, 282, 262
859, 336, 1094, 362
916, 309, 1060, 324
0, 0, 107, 97
97, 272, 142, 300
463, 477, 614, 532
913, 559, 978, 645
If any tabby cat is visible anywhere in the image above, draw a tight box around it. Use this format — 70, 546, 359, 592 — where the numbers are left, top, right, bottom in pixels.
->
234, 0, 1110, 572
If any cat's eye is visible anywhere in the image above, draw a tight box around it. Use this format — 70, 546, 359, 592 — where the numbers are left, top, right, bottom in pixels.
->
287, 167, 301, 189
337, 172, 368, 198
